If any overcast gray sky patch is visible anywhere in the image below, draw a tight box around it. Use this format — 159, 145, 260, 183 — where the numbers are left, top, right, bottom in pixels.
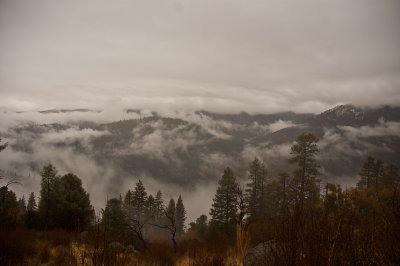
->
0, 0, 399, 113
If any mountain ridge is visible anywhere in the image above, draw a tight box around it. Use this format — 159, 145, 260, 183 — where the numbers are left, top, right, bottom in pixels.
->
1, 103, 399, 194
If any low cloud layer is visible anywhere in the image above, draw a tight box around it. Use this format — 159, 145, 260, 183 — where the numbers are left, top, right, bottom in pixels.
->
0, 108, 145, 131
129, 120, 205, 160
340, 119, 400, 139
267, 120, 297, 133
0, 107, 399, 223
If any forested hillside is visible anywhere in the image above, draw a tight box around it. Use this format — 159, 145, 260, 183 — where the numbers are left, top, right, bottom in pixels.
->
1, 105, 399, 209
1, 134, 399, 265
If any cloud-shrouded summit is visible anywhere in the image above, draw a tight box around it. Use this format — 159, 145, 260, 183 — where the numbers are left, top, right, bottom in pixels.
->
1, 0, 400, 114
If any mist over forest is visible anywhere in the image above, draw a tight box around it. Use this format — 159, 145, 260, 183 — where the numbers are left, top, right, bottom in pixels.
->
1, 104, 399, 222
1, 0, 400, 265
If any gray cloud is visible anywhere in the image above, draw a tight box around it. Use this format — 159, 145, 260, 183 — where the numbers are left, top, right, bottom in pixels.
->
319, 129, 366, 160
129, 120, 205, 161
340, 119, 400, 139
171, 112, 234, 139
0, 108, 146, 131
42, 128, 110, 146
267, 120, 297, 133
1, 0, 399, 114
316, 120, 400, 160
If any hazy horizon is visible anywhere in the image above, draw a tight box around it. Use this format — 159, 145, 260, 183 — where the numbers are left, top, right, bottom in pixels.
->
1, 0, 400, 115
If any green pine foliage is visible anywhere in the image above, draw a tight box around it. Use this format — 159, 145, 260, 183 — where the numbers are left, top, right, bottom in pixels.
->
210, 167, 238, 228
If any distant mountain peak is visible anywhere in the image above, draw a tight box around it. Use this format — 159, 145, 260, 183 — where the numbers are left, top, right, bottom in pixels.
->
313, 104, 365, 126
320, 104, 363, 119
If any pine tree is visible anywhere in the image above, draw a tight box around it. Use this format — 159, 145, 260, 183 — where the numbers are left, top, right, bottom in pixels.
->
175, 195, 186, 236
210, 167, 238, 227
102, 197, 126, 239
289, 133, 320, 203
26, 192, 38, 228
38, 163, 58, 229
154, 190, 164, 221
54, 173, 94, 230
0, 187, 18, 227
146, 194, 156, 221
195, 214, 208, 240
27, 192, 37, 212
124, 180, 149, 249
278, 172, 290, 210
245, 157, 268, 219
166, 198, 176, 221
164, 198, 178, 252
357, 157, 392, 190
124, 189, 133, 206
132, 180, 147, 219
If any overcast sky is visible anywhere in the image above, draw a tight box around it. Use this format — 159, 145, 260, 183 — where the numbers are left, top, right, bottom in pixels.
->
1, 0, 400, 114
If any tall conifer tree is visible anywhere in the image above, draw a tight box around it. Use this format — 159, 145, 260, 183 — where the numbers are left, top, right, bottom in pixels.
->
210, 167, 238, 227
175, 195, 186, 236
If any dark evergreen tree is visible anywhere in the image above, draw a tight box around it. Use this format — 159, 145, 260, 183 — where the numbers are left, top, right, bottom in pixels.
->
146, 194, 156, 221
154, 190, 164, 221
124, 180, 150, 249
289, 133, 320, 203
175, 195, 186, 236
17, 196, 26, 225
0, 187, 18, 227
166, 198, 175, 224
245, 157, 268, 219
54, 173, 94, 230
38, 164, 59, 229
124, 189, 133, 206
358, 158, 398, 190
27, 192, 37, 212
195, 214, 208, 241
132, 180, 147, 219
210, 167, 238, 227
164, 198, 178, 252
26, 192, 38, 228
277, 172, 290, 210
102, 197, 126, 239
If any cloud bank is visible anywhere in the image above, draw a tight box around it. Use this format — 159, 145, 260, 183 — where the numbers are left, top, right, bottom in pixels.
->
0, 0, 399, 114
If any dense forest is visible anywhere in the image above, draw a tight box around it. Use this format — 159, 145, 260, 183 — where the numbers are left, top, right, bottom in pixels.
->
1, 133, 399, 265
